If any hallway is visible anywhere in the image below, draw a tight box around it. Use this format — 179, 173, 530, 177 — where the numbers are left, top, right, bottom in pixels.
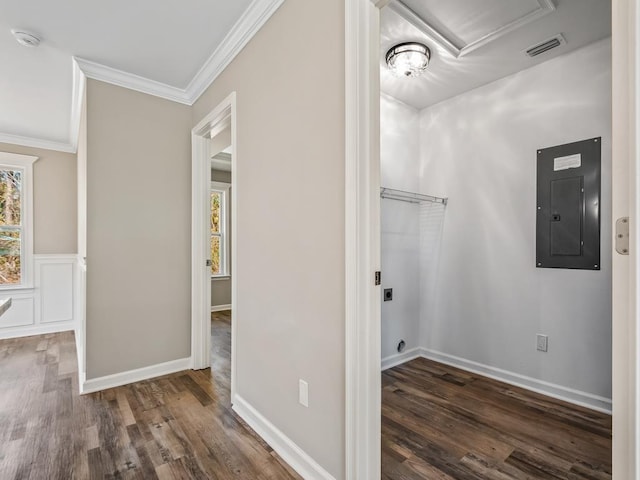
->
0, 313, 299, 479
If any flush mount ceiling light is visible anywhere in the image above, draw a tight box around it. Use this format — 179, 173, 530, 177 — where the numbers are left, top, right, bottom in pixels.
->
11, 29, 41, 47
386, 42, 430, 77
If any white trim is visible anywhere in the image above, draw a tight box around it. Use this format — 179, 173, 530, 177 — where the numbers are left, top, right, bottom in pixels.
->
76, 256, 86, 394
381, 347, 421, 371
0, 322, 74, 341
417, 348, 612, 414
81, 357, 191, 394
0, 133, 75, 154
68, 59, 86, 154
32, 253, 78, 260
184, 0, 285, 103
0, 152, 38, 290
191, 92, 238, 405
389, 0, 556, 59
345, 1, 381, 479
233, 395, 336, 480
74, 57, 191, 105
211, 304, 232, 312
612, 0, 639, 476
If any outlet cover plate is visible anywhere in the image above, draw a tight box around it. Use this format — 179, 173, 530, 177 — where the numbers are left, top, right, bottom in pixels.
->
536, 334, 548, 352
298, 379, 309, 407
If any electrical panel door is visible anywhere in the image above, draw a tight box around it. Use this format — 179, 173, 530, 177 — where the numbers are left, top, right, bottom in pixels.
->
536, 137, 601, 270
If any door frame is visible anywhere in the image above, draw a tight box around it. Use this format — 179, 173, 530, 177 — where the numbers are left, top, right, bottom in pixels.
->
345, 1, 382, 478
612, 0, 639, 477
345, 0, 639, 478
191, 92, 238, 404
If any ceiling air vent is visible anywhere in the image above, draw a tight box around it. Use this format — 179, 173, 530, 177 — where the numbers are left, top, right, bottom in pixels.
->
525, 34, 566, 58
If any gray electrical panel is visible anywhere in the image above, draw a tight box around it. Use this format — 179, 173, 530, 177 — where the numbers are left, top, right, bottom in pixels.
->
536, 137, 601, 270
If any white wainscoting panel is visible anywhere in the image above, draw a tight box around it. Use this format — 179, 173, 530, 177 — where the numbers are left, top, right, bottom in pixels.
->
38, 261, 74, 323
0, 294, 34, 328
0, 254, 77, 340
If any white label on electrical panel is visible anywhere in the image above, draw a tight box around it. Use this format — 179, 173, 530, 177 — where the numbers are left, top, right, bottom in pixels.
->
553, 153, 581, 171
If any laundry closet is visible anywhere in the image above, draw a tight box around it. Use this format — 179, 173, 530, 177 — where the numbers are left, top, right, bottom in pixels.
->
379, 1, 613, 477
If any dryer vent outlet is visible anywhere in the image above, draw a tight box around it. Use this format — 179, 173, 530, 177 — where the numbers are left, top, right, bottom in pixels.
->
397, 340, 406, 353
384, 288, 393, 301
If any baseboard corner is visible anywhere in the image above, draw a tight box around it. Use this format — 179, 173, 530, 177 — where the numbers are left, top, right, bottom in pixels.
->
381, 347, 422, 371
232, 395, 336, 480
419, 347, 612, 414
81, 357, 191, 394
211, 304, 232, 312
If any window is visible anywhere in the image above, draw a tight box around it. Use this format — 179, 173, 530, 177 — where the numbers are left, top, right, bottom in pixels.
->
0, 153, 37, 289
211, 182, 230, 277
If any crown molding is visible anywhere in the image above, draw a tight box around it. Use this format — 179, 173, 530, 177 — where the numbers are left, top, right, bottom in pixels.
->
74, 0, 284, 106
390, 0, 556, 58
21, 0, 284, 152
74, 57, 192, 105
183, 0, 286, 103
0, 132, 75, 154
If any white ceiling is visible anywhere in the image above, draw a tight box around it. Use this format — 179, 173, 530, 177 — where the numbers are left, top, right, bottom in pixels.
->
381, 0, 612, 110
0, 0, 276, 152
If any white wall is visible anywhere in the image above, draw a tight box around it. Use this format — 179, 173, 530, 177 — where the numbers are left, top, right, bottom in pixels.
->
380, 95, 421, 361
417, 39, 612, 401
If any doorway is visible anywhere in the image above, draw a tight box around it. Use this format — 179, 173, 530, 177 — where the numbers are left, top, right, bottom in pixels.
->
344, 0, 638, 479
379, 0, 613, 474
191, 92, 238, 404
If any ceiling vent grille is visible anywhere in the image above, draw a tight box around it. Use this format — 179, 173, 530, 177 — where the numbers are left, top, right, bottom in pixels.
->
525, 34, 566, 57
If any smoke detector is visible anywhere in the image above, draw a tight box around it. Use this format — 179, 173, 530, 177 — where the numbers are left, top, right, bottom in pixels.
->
11, 29, 41, 47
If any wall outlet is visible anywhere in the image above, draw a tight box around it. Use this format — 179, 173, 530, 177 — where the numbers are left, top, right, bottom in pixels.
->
298, 379, 309, 407
536, 334, 548, 352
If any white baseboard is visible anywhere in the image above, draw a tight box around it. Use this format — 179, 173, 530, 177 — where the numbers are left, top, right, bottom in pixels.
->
211, 304, 232, 312
232, 395, 336, 480
0, 322, 75, 340
81, 357, 191, 394
383, 347, 612, 414
381, 347, 422, 371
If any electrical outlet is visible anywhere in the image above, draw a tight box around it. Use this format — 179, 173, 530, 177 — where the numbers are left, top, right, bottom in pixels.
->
536, 334, 548, 352
299, 379, 309, 407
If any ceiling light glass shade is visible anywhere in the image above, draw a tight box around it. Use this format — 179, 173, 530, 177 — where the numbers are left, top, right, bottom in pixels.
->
386, 42, 430, 77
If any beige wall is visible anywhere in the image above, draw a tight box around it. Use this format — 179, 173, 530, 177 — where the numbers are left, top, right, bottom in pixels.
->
0, 142, 77, 254
193, 1, 345, 477
86, 79, 192, 378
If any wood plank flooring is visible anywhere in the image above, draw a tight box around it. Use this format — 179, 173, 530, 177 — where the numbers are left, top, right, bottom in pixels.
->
0, 313, 613, 480
381, 357, 612, 480
0, 311, 300, 480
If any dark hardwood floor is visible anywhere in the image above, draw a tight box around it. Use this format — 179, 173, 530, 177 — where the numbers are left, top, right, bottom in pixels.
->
0, 311, 300, 480
381, 357, 612, 480
0, 313, 613, 480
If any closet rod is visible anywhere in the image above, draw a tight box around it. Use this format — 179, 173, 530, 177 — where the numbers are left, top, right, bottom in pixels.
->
380, 187, 447, 205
